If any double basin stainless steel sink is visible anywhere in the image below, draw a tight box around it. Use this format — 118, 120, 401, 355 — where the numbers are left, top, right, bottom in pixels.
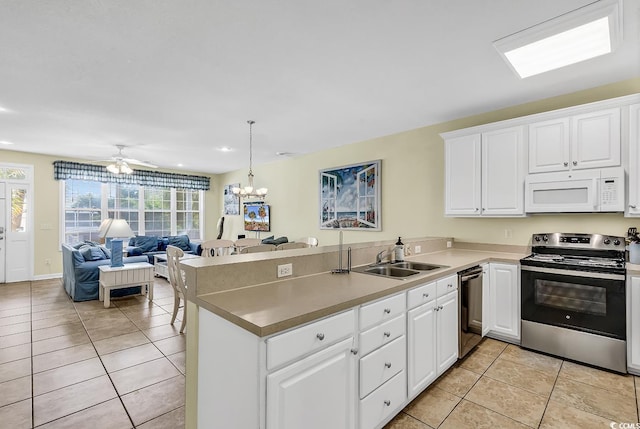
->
353, 261, 448, 278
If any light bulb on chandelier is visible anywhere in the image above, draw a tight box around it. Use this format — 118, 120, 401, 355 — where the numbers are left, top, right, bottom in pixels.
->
232, 120, 268, 199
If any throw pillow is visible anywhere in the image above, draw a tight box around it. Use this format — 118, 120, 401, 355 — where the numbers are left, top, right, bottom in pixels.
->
100, 247, 112, 259
274, 236, 289, 245
132, 235, 159, 253
125, 246, 143, 256
168, 235, 191, 252
261, 235, 275, 243
79, 245, 106, 261
158, 237, 170, 252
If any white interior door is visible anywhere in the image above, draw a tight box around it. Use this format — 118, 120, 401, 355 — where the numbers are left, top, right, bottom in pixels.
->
0, 190, 5, 284
5, 182, 31, 282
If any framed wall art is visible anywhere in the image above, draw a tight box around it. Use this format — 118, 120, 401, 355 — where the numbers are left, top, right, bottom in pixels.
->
319, 160, 380, 230
223, 183, 240, 215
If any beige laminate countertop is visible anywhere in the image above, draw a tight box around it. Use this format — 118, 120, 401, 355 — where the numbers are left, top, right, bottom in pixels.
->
195, 248, 526, 337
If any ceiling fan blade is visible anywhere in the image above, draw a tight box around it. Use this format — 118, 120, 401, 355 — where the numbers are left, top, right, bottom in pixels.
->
122, 158, 158, 168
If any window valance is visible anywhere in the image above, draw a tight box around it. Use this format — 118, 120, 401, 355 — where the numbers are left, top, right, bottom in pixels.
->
53, 161, 210, 190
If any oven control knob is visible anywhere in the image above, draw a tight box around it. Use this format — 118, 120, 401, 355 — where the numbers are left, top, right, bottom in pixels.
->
534, 236, 541, 242
566, 315, 571, 320
613, 239, 621, 246
542, 235, 548, 242
604, 238, 611, 245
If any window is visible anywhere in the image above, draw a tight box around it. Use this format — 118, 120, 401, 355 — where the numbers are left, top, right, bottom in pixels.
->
143, 188, 171, 237
61, 179, 204, 245
176, 189, 200, 237
64, 180, 103, 244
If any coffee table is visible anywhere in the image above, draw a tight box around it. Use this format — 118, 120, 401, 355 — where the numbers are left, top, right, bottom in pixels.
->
98, 262, 154, 308
153, 253, 200, 280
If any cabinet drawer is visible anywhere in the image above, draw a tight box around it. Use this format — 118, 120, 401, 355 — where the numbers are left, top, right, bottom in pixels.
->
360, 293, 406, 331
407, 282, 436, 309
267, 310, 355, 370
359, 313, 405, 357
359, 335, 406, 398
437, 274, 458, 298
359, 370, 406, 429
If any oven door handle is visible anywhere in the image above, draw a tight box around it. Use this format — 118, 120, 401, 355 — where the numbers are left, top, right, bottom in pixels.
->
521, 265, 625, 281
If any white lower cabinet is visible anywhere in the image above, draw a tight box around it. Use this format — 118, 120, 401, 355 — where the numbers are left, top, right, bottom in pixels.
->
627, 276, 640, 373
407, 275, 459, 400
267, 337, 357, 429
407, 299, 437, 398
436, 290, 459, 374
486, 263, 520, 342
359, 371, 406, 429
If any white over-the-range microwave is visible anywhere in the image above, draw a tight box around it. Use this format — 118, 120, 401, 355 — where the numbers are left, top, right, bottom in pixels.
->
525, 167, 625, 213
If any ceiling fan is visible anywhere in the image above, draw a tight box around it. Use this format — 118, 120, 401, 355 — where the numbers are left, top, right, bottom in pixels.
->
95, 145, 158, 174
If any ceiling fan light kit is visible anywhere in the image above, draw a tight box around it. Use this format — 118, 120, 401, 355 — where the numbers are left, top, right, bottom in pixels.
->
232, 120, 268, 199
102, 144, 158, 174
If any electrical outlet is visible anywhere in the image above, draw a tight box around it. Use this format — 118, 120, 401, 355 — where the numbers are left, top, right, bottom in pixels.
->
504, 229, 513, 238
415, 245, 421, 254
44, 259, 51, 265
447, 241, 452, 248
277, 263, 293, 278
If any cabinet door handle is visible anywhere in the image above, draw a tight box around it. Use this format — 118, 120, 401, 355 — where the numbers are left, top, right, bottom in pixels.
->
447, 283, 453, 288
316, 333, 325, 341
384, 400, 391, 406
423, 293, 429, 298
384, 362, 392, 369
630, 205, 637, 209
474, 208, 479, 212
563, 162, 568, 167
573, 161, 577, 166
439, 305, 443, 310
383, 331, 391, 337
350, 348, 358, 355
383, 308, 391, 314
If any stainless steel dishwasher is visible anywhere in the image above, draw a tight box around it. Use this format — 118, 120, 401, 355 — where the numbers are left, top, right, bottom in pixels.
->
458, 265, 483, 358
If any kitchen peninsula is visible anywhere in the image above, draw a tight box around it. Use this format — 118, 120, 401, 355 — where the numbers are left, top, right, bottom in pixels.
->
180, 237, 526, 429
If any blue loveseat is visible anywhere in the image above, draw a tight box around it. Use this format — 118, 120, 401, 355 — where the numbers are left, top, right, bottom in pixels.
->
62, 242, 148, 301
126, 234, 200, 263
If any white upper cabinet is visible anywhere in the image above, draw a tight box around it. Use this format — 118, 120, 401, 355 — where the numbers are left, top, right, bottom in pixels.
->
444, 127, 524, 217
445, 134, 481, 216
481, 127, 525, 216
529, 108, 620, 173
627, 104, 640, 216
528, 118, 570, 173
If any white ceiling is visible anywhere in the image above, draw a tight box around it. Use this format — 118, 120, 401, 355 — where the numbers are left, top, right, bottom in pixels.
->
0, 0, 638, 174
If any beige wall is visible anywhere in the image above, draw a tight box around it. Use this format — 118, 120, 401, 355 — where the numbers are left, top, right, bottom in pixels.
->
0, 150, 219, 277
220, 77, 640, 247
3, 77, 640, 278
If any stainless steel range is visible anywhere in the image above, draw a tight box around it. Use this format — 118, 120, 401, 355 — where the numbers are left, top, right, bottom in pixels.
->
520, 233, 626, 373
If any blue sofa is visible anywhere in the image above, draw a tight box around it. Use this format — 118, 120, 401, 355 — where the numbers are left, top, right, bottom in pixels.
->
62, 242, 148, 301
126, 234, 200, 263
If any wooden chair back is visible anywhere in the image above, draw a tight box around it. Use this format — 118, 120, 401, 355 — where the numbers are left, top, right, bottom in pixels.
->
276, 242, 309, 251
240, 244, 277, 254
201, 239, 235, 257
166, 245, 187, 333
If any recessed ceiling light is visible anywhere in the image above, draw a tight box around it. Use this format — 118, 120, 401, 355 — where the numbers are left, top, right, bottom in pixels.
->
494, 0, 621, 78
0, 106, 9, 113
217, 146, 233, 152
0, 140, 14, 145
177, 163, 183, 167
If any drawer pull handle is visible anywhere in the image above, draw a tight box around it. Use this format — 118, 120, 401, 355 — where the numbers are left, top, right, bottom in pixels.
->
384, 362, 392, 369
439, 305, 443, 310
383, 331, 391, 337
447, 283, 453, 288
423, 293, 429, 298
384, 400, 391, 406
316, 333, 325, 341
350, 348, 358, 355
383, 308, 391, 314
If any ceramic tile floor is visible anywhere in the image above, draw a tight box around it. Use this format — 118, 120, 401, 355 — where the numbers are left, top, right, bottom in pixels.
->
385, 337, 640, 429
3, 278, 640, 429
0, 278, 186, 428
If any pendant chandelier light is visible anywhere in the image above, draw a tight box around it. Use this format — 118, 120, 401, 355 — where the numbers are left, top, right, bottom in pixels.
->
106, 160, 133, 175
232, 120, 268, 199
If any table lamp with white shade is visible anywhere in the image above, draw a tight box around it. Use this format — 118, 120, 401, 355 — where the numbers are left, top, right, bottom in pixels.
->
99, 219, 134, 267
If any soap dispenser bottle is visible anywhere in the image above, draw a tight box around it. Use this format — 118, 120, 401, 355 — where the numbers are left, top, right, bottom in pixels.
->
394, 237, 404, 262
